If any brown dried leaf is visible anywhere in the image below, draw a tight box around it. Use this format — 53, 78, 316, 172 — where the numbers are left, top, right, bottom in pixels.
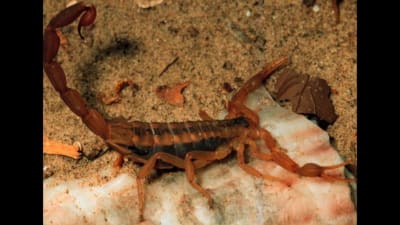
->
156, 81, 190, 107
100, 80, 136, 105
275, 70, 337, 124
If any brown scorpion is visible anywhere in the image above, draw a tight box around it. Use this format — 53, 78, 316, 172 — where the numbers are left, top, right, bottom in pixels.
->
43, 2, 354, 221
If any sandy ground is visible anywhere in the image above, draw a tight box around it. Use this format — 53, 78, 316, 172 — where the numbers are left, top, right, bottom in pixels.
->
43, 0, 356, 189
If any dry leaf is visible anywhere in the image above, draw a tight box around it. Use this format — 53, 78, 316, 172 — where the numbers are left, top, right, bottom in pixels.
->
43, 136, 82, 159
156, 81, 190, 106
100, 80, 136, 105
275, 70, 338, 124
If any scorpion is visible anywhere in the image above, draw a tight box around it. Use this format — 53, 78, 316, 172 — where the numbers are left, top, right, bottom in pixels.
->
43, 2, 354, 221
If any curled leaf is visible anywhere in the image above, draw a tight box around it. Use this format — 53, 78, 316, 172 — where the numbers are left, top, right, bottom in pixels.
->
275, 70, 338, 124
43, 136, 82, 159
100, 80, 136, 105
156, 81, 190, 107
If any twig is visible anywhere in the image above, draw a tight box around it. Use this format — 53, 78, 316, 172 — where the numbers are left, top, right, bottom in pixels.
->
159, 56, 179, 77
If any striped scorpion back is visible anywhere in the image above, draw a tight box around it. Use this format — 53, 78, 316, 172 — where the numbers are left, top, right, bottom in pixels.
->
109, 116, 250, 160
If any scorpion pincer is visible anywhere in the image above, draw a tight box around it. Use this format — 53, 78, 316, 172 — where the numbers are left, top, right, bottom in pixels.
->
43, 2, 355, 221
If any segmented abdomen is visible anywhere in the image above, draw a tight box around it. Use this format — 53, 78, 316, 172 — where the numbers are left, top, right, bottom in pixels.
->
126, 116, 249, 159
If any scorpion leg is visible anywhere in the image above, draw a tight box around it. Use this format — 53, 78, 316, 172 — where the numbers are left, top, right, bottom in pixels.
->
184, 147, 232, 207
136, 152, 185, 221
193, 159, 214, 169
234, 137, 286, 183
113, 153, 125, 168
105, 140, 147, 164
226, 102, 260, 126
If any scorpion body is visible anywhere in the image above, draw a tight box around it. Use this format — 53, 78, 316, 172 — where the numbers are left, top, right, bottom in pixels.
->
113, 117, 250, 162
44, 2, 354, 221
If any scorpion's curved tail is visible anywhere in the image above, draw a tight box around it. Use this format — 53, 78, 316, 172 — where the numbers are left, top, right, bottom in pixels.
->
43, 2, 109, 140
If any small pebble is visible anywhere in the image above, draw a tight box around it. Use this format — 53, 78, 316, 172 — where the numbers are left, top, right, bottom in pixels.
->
43, 166, 54, 179
223, 82, 234, 93
223, 61, 233, 70
312, 5, 320, 12
187, 26, 199, 37
246, 10, 252, 17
